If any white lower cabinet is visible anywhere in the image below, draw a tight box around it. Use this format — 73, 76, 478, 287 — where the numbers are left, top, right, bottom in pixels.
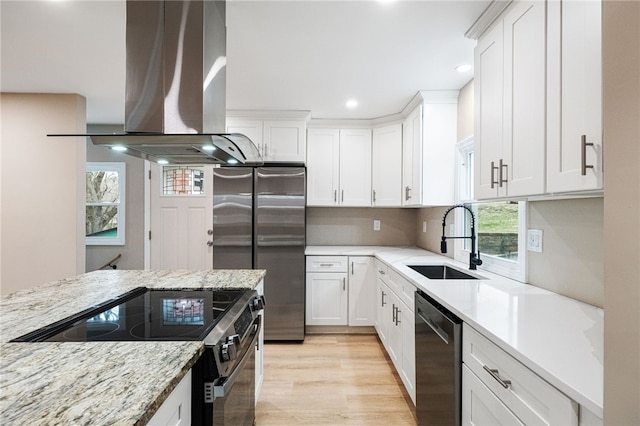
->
462, 324, 578, 425
373, 259, 416, 405
255, 279, 265, 402
148, 370, 192, 426
305, 256, 375, 327
305, 271, 348, 326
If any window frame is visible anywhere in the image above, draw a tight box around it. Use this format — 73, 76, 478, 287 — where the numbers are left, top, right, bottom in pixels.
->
454, 139, 528, 283
86, 162, 126, 246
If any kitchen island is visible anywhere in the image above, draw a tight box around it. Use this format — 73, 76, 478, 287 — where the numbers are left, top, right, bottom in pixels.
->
0, 269, 265, 425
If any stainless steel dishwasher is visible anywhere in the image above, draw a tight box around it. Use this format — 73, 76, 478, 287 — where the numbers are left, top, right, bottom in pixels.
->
415, 290, 462, 426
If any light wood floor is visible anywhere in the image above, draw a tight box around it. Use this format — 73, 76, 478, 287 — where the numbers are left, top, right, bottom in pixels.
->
256, 334, 417, 425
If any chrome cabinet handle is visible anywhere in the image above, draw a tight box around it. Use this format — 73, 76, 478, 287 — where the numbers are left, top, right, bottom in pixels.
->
319, 263, 334, 267
499, 159, 508, 187
581, 135, 594, 175
341, 190, 344, 202
395, 306, 401, 325
378, 269, 386, 275
392, 303, 397, 323
490, 161, 499, 189
381, 290, 386, 307
373, 190, 377, 203
351, 262, 354, 275
483, 365, 512, 389
405, 186, 411, 201
333, 189, 337, 203
343, 277, 346, 291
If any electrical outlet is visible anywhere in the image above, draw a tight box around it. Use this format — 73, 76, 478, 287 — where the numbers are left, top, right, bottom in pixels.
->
422, 221, 427, 233
527, 229, 543, 253
373, 220, 381, 231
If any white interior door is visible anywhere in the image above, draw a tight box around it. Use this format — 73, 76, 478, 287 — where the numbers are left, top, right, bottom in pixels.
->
150, 164, 214, 270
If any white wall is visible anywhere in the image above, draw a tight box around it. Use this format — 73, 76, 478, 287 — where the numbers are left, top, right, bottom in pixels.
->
0, 93, 86, 295
602, 1, 640, 423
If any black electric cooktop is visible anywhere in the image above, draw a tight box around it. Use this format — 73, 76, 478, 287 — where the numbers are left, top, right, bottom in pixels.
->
12, 288, 246, 343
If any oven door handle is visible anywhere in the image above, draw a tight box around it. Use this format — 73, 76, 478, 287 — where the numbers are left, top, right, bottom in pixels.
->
213, 317, 261, 399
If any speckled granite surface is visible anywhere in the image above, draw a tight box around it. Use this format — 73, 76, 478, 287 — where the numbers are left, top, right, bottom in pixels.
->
0, 269, 265, 425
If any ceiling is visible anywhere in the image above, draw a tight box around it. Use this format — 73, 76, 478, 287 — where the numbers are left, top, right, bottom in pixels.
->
1, 0, 489, 124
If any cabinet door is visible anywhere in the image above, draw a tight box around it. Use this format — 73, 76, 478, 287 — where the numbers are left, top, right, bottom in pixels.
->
372, 123, 402, 206
400, 304, 416, 405
462, 365, 525, 426
305, 272, 348, 325
474, 22, 504, 200
147, 370, 192, 426
306, 129, 340, 206
339, 129, 372, 206
226, 118, 264, 155
502, 0, 546, 197
402, 105, 423, 206
547, 0, 603, 192
263, 120, 306, 162
375, 277, 389, 346
348, 256, 375, 326
386, 289, 402, 370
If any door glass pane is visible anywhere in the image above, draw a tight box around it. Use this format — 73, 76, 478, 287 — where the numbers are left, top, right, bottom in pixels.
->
162, 166, 204, 195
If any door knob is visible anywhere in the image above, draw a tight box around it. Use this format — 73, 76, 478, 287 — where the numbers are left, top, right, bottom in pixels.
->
207, 240, 214, 247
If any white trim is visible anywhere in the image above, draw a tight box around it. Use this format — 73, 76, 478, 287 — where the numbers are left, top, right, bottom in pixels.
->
86, 162, 126, 246
144, 160, 151, 270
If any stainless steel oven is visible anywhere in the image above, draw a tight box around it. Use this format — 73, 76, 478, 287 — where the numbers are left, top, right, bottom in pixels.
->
11, 286, 265, 426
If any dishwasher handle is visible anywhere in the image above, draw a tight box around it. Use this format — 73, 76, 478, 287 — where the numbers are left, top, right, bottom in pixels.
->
417, 308, 449, 344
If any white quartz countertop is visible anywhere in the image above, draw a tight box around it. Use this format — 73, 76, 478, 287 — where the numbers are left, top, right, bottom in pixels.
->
306, 246, 604, 417
0, 269, 266, 425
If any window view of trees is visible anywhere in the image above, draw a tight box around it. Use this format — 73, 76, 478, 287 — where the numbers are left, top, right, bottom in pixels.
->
86, 170, 120, 237
465, 202, 519, 261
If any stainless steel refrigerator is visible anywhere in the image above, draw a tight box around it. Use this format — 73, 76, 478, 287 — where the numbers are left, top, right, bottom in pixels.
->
212, 166, 306, 341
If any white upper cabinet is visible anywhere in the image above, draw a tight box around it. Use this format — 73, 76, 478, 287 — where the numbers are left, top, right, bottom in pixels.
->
262, 120, 306, 162
402, 105, 423, 206
226, 112, 308, 163
307, 128, 372, 207
474, 0, 546, 199
306, 128, 340, 206
402, 92, 458, 206
546, 0, 603, 193
372, 123, 403, 206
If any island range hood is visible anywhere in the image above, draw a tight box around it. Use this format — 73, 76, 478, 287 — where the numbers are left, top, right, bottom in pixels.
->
53, 0, 262, 165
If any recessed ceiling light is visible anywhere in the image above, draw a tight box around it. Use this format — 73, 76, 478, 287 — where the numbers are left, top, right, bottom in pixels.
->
202, 144, 217, 152
227, 159, 239, 165
157, 159, 169, 165
111, 146, 127, 152
345, 99, 358, 108
456, 64, 472, 73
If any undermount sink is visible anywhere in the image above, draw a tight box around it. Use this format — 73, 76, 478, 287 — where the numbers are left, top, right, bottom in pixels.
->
407, 265, 478, 280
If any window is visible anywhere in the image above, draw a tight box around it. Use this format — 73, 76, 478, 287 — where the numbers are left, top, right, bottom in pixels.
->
86, 162, 126, 245
162, 166, 205, 195
455, 140, 527, 282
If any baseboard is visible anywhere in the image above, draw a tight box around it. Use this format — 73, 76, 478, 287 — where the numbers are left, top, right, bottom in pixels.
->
305, 325, 377, 335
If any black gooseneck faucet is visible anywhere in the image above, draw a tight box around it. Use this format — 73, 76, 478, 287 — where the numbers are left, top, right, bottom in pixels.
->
441, 204, 483, 270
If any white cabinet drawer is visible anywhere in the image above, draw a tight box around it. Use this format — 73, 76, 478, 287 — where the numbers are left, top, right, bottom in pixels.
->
463, 324, 578, 425
388, 268, 415, 311
306, 256, 348, 273
375, 259, 389, 283
463, 364, 524, 426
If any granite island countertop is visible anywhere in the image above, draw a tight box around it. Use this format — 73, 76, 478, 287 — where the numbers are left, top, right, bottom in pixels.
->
306, 246, 604, 418
0, 269, 265, 425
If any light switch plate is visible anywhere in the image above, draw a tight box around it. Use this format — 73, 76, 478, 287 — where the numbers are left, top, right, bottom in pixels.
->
422, 221, 427, 233
527, 229, 543, 253
373, 220, 381, 231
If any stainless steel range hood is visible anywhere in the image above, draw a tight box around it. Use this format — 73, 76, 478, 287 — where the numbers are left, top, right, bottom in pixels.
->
52, 0, 262, 166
